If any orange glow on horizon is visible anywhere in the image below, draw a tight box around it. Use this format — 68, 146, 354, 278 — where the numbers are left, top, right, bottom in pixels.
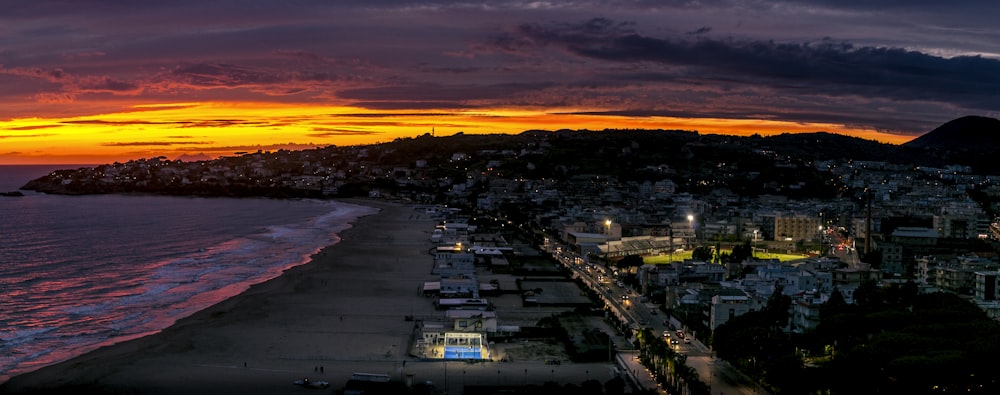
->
0, 102, 916, 165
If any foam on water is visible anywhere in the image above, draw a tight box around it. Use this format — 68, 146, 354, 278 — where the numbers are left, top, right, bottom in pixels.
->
0, 179, 377, 382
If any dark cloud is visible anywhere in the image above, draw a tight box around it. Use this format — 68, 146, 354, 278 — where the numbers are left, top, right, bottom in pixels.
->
61, 120, 170, 126
168, 142, 326, 153
126, 104, 201, 113
101, 141, 214, 146
2, 67, 69, 82
77, 76, 139, 92
306, 128, 383, 137
501, 18, 1000, 111
686, 27, 712, 35
2, 67, 141, 101
61, 119, 269, 129
346, 101, 479, 110
339, 82, 556, 102
782, 0, 997, 9
166, 63, 304, 88
325, 112, 461, 118
4, 124, 62, 131
179, 120, 267, 128
0, 133, 55, 138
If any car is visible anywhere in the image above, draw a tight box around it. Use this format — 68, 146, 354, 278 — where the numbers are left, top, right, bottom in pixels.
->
293, 379, 330, 389
663, 331, 671, 338
649, 309, 657, 315
670, 339, 679, 345
684, 337, 692, 344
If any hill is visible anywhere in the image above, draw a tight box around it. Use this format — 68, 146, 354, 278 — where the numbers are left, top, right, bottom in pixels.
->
900, 116, 1000, 173
904, 115, 1000, 150
22, 116, 1000, 198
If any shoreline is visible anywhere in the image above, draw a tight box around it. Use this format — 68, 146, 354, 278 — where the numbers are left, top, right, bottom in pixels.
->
1, 198, 445, 394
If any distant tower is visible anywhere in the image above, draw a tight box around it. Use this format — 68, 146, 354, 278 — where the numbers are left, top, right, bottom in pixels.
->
864, 188, 872, 256
432, 127, 435, 137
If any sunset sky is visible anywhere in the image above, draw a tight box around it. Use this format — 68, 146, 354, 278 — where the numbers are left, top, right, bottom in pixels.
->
2, 1, 999, 164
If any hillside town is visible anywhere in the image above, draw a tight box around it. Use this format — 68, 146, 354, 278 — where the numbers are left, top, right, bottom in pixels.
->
21, 128, 1000, 394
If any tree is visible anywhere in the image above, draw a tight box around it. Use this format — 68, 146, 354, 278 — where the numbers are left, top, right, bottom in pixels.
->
616, 254, 644, 273
764, 284, 791, 329
852, 280, 881, 309
727, 240, 753, 263
604, 376, 626, 395
692, 246, 712, 261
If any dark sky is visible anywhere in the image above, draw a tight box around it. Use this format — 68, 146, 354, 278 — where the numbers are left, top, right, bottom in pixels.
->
2, 0, 999, 162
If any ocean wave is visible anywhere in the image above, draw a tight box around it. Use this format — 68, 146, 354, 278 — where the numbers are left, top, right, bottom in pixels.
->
0, 197, 373, 383
0, 326, 58, 348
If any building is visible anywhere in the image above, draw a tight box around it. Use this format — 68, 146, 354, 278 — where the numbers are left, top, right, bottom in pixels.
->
774, 215, 821, 241
974, 270, 1000, 302
708, 293, 754, 330
832, 266, 882, 287
877, 242, 905, 276
445, 309, 498, 332
790, 292, 826, 333
890, 227, 938, 246
933, 255, 1000, 294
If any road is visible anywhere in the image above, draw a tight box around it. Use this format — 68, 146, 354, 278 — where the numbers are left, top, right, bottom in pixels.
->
683, 342, 765, 395
553, 245, 767, 395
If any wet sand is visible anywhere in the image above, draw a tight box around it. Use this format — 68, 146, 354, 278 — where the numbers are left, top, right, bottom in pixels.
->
1, 199, 447, 394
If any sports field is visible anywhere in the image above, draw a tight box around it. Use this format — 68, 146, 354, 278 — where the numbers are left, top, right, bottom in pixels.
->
643, 250, 807, 264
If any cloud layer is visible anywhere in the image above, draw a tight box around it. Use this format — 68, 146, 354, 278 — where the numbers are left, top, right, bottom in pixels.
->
1, 0, 998, 139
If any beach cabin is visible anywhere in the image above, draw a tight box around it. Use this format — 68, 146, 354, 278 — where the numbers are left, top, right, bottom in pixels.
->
439, 276, 479, 298
446, 309, 497, 332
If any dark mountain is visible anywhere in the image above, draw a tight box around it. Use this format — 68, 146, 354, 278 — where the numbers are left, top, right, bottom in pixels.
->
903, 115, 1000, 150
899, 116, 1000, 173
759, 131, 899, 162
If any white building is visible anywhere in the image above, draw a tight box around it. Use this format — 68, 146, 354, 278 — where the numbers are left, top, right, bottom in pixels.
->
709, 294, 755, 330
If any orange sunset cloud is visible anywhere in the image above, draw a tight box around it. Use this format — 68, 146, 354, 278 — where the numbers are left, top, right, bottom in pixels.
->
0, 102, 916, 165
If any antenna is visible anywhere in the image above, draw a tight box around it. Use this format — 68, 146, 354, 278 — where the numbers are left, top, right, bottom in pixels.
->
864, 187, 872, 256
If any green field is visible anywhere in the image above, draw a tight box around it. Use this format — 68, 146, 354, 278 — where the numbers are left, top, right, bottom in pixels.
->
643, 250, 808, 264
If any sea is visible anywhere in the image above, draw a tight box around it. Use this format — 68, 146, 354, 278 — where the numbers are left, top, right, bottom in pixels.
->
0, 165, 378, 383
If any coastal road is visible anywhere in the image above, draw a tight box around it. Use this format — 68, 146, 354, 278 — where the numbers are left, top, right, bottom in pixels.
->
682, 338, 768, 395
551, 243, 768, 395
402, 359, 619, 394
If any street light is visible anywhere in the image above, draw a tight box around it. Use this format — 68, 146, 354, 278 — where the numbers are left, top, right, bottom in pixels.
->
752, 229, 759, 258
687, 215, 695, 247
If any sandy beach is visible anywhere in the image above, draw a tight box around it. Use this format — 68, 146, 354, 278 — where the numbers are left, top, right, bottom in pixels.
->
2, 199, 619, 395
1, 199, 445, 394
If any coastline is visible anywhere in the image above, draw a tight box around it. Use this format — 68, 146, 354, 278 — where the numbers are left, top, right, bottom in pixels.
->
1, 198, 443, 394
